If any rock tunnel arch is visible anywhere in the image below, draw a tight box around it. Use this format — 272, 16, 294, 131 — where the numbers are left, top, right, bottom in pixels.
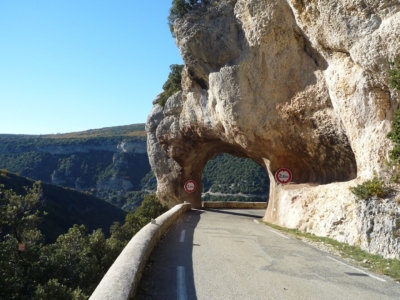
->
147, 91, 358, 211
157, 127, 357, 210
176, 143, 261, 209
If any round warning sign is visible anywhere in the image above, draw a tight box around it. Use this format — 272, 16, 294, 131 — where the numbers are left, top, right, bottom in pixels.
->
275, 168, 292, 184
184, 180, 197, 193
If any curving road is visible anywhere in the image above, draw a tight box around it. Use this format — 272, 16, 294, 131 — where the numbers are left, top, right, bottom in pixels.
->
137, 209, 400, 300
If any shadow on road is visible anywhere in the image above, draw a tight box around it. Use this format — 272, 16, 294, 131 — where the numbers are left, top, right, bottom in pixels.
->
136, 210, 202, 300
204, 208, 265, 219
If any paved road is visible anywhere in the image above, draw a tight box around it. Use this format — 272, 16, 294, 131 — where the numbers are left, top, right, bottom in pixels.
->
137, 209, 400, 300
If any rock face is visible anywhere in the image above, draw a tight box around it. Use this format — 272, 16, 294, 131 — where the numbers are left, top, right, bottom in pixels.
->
146, 0, 400, 256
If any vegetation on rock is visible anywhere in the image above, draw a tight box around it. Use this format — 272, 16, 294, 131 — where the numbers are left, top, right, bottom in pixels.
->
351, 56, 400, 201
387, 110, 400, 165
158, 64, 184, 107
389, 56, 400, 92
388, 56, 400, 164
168, 0, 198, 35
350, 177, 388, 201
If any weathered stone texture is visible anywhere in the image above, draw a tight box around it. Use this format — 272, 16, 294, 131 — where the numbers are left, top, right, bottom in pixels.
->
146, 0, 400, 257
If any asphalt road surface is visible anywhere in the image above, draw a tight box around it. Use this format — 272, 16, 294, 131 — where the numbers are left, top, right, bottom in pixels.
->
137, 209, 400, 300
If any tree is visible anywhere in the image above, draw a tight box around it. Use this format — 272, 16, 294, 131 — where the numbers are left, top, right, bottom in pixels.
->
134, 194, 169, 224
0, 183, 45, 299
158, 64, 184, 107
41, 225, 106, 296
168, 0, 198, 35
0, 183, 168, 299
109, 194, 168, 245
34, 279, 86, 300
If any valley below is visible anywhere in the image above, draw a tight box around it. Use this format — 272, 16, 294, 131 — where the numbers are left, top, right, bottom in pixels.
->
0, 123, 269, 211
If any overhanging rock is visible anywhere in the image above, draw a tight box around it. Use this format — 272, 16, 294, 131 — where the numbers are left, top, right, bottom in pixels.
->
146, 0, 400, 256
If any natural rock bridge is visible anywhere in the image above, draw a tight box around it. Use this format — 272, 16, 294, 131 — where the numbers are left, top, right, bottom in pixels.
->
147, 0, 400, 253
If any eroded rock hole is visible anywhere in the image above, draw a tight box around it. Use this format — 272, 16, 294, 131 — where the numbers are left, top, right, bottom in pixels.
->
201, 154, 269, 203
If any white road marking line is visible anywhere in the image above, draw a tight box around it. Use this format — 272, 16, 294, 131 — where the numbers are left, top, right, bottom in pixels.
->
180, 230, 186, 243
269, 229, 289, 239
327, 256, 386, 282
314, 273, 326, 281
253, 219, 260, 224
177, 266, 188, 300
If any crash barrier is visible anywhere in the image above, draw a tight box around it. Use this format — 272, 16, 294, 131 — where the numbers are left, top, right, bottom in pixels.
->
202, 201, 268, 209
90, 203, 191, 300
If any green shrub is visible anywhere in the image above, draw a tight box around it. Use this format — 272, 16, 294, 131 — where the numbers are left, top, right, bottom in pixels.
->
0, 183, 167, 299
388, 110, 400, 163
158, 64, 183, 107
350, 177, 387, 200
168, 0, 197, 35
387, 56, 400, 164
389, 56, 400, 92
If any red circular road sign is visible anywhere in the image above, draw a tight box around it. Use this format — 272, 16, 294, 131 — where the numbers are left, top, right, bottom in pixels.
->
184, 180, 197, 193
275, 168, 292, 184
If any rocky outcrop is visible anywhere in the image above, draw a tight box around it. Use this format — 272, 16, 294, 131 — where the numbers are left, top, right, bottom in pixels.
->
117, 141, 147, 154
146, 0, 400, 257
357, 198, 400, 259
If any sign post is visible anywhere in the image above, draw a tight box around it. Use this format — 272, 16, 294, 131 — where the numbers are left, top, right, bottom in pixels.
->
184, 180, 197, 193
275, 168, 292, 184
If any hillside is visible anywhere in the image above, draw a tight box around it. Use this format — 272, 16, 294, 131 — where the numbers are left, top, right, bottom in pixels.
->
0, 123, 146, 140
202, 154, 269, 202
0, 170, 126, 243
0, 124, 269, 208
0, 124, 152, 211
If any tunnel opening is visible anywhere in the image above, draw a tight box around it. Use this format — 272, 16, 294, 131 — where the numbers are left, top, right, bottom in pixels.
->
201, 153, 270, 203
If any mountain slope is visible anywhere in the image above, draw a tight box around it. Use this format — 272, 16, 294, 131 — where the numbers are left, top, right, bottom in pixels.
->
0, 123, 269, 208
0, 170, 126, 243
0, 124, 152, 211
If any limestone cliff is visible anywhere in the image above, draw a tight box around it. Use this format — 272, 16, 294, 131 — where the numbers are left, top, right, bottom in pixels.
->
146, 0, 400, 257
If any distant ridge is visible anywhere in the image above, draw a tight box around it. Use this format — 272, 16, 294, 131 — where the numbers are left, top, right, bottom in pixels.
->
0, 123, 146, 139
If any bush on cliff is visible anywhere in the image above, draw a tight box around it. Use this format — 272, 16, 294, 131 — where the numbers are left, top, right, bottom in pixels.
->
158, 64, 183, 107
389, 56, 400, 92
387, 110, 400, 164
168, 0, 197, 35
351, 56, 400, 201
387, 56, 400, 164
350, 177, 387, 201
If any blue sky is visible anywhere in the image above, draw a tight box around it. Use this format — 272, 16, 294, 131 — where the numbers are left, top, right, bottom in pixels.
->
0, 1, 183, 134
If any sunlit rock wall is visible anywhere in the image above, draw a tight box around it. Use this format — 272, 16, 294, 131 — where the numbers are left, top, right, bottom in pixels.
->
146, 0, 400, 257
